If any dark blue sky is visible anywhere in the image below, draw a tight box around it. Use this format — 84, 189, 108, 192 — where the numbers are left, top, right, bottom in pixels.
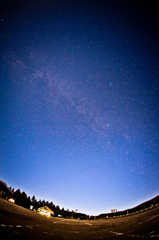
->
0, 0, 159, 215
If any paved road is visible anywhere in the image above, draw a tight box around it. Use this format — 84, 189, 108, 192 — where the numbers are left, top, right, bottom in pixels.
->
0, 197, 159, 239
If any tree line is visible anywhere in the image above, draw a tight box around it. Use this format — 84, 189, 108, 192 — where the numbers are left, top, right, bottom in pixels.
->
9, 187, 88, 219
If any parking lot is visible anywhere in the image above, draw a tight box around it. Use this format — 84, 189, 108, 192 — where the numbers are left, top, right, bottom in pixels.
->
0, 197, 159, 239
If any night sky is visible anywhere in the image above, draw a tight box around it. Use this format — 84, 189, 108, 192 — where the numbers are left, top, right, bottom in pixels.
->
0, 0, 159, 216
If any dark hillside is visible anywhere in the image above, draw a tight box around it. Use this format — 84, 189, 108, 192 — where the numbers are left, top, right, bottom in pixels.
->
98, 195, 159, 218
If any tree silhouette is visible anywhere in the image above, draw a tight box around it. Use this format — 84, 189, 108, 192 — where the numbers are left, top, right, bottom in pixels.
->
14, 189, 21, 205
31, 195, 36, 203
11, 185, 90, 218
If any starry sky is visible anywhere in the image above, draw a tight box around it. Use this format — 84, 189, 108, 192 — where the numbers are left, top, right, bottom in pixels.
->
0, 0, 159, 216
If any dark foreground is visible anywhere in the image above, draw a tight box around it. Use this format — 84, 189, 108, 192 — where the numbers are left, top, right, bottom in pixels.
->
0, 198, 159, 239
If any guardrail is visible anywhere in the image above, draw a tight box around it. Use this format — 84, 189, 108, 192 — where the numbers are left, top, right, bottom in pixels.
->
99, 203, 159, 220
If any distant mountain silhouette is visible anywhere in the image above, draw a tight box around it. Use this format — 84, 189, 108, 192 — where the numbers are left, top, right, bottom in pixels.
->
128, 195, 159, 212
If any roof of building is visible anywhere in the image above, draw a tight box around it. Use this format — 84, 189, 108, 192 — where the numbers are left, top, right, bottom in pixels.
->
0, 180, 14, 196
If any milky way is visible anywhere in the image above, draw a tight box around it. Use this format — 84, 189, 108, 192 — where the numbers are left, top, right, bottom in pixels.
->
1, 0, 159, 215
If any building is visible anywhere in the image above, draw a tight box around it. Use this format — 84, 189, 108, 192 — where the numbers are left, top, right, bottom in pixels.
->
37, 206, 54, 216
0, 180, 15, 203
111, 209, 117, 213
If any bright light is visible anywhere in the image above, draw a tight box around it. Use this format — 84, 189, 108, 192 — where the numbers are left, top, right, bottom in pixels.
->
39, 210, 50, 216
8, 198, 15, 203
